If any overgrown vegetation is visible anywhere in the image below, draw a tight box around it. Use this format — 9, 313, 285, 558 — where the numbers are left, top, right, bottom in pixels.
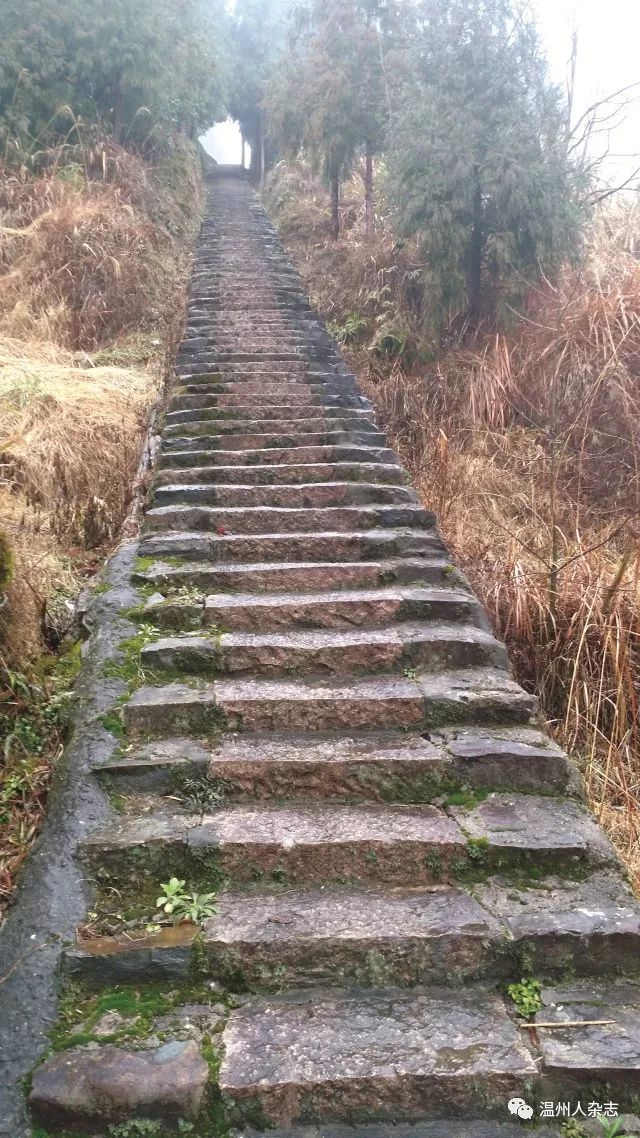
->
265, 162, 640, 889
0, 0, 227, 913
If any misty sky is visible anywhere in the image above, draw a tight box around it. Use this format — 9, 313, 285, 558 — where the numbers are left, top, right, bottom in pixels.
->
203, 0, 640, 185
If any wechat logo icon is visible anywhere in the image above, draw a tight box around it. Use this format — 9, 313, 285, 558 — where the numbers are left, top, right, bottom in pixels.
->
508, 1097, 534, 1120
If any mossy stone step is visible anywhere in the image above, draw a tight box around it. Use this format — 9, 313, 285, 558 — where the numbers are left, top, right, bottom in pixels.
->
138, 526, 444, 566
154, 461, 405, 487
139, 623, 507, 679
80, 794, 614, 889
151, 481, 416, 510
135, 556, 456, 594
94, 725, 575, 800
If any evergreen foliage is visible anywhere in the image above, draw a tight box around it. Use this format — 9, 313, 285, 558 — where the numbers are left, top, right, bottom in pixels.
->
0, 0, 228, 156
385, 0, 585, 326
228, 0, 291, 180
265, 0, 391, 237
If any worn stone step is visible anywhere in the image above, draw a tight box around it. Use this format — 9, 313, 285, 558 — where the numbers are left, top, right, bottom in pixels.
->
164, 416, 376, 439
235, 1127, 563, 1138
29, 1038, 210, 1130
219, 985, 538, 1126
80, 794, 613, 891
68, 871, 640, 990
161, 429, 388, 451
136, 556, 456, 595
138, 526, 444, 565
64, 884, 500, 988
144, 503, 435, 536
533, 979, 640, 1098
140, 623, 507, 679
154, 461, 405, 488
123, 667, 535, 735
165, 405, 368, 428
151, 481, 416, 510
199, 585, 482, 632
97, 723, 575, 800
158, 444, 399, 469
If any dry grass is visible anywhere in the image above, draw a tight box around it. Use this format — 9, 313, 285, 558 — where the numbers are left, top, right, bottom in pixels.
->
0, 137, 202, 915
266, 163, 640, 889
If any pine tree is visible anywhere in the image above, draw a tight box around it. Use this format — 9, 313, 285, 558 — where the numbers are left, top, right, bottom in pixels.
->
386, 0, 584, 328
266, 0, 390, 237
229, 0, 290, 182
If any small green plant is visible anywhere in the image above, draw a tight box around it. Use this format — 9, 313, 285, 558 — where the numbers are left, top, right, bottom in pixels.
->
561, 1123, 587, 1138
327, 312, 368, 344
109, 1121, 163, 1138
507, 977, 542, 1019
598, 1120, 624, 1138
156, 878, 217, 924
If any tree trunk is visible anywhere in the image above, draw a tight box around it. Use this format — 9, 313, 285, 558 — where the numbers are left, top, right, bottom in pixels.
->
241, 136, 246, 170
468, 174, 483, 323
364, 142, 374, 239
330, 173, 340, 240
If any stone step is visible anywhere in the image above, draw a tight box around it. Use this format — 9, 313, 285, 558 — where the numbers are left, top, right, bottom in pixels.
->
140, 623, 508, 679
164, 414, 375, 436
123, 667, 535, 735
158, 444, 399, 469
151, 481, 416, 510
230, 1127, 563, 1138
154, 461, 405, 487
136, 555, 456, 594
144, 503, 435, 536
79, 794, 613, 890
94, 726, 575, 799
200, 585, 483, 631
161, 429, 388, 451
218, 982, 640, 1127
138, 527, 444, 565
64, 884, 502, 988
67, 872, 640, 991
169, 390, 326, 412
219, 987, 534, 1125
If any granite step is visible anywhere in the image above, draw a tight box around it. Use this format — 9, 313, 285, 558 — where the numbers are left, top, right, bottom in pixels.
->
138, 526, 445, 565
158, 444, 399, 468
135, 555, 457, 594
163, 413, 375, 435
94, 726, 575, 799
123, 667, 536, 734
200, 585, 484, 631
144, 503, 435, 536
66, 871, 640, 991
151, 481, 417, 510
140, 624, 508, 679
161, 430, 388, 451
218, 982, 640, 1126
79, 794, 614, 889
154, 461, 405, 487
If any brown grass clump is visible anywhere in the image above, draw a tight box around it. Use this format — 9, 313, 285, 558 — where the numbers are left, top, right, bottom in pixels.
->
266, 164, 640, 889
0, 137, 203, 914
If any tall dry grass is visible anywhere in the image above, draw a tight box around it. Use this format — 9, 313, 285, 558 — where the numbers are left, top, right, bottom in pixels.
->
266, 165, 640, 888
0, 138, 203, 913
0, 137, 202, 660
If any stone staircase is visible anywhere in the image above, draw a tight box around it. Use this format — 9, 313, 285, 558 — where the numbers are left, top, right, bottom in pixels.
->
28, 172, 640, 1135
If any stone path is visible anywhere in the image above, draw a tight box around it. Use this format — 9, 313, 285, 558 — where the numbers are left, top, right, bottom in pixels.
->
28, 172, 640, 1134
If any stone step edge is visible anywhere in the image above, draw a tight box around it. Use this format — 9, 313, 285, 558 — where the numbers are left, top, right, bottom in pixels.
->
62, 875, 640, 989
93, 724, 577, 798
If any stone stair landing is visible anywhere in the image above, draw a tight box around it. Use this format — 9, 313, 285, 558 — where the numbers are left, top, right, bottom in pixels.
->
28, 171, 640, 1136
